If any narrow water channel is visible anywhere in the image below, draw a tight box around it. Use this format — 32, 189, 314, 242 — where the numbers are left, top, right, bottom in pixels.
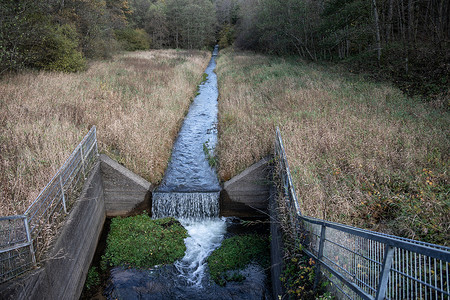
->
151, 44, 226, 288
102, 46, 270, 300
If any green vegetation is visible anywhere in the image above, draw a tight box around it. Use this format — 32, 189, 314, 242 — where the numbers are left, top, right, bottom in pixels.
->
37, 24, 86, 72
1, 0, 216, 74
207, 234, 269, 286
280, 245, 333, 299
216, 49, 449, 245
223, 0, 449, 99
201, 72, 208, 83
102, 215, 187, 269
115, 28, 151, 51
203, 141, 217, 168
84, 267, 100, 291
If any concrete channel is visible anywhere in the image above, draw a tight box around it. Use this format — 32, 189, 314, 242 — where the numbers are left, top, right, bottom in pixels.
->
0, 154, 283, 299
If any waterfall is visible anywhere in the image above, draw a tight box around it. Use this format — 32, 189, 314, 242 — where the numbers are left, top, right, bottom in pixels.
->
152, 192, 220, 219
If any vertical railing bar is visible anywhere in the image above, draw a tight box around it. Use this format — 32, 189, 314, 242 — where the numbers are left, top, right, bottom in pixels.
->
429, 255, 432, 299
406, 250, 409, 298
80, 146, 86, 179
446, 262, 449, 298
59, 174, 67, 214
94, 127, 99, 157
397, 248, 400, 300
420, 254, 423, 298
440, 260, 443, 300
313, 223, 326, 289
23, 217, 35, 266
369, 239, 372, 294
377, 241, 380, 294
376, 244, 394, 300
415, 252, 417, 298
434, 258, 438, 299
401, 248, 404, 299
425, 254, 428, 299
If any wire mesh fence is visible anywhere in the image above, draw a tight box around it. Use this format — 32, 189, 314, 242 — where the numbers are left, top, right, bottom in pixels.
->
0, 126, 98, 283
274, 127, 450, 300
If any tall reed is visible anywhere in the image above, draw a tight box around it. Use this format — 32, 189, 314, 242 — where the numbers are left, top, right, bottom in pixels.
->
0, 49, 210, 216
216, 49, 449, 245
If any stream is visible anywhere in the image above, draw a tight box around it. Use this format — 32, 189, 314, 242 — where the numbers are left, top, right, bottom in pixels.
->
103, 46, 270, 300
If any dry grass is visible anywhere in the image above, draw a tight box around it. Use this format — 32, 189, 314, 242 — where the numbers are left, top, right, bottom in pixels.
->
216, 49, 449, 245
0, 49, 210, 216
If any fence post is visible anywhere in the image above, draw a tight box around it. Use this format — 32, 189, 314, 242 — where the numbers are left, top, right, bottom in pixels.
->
375, 244, 394, 300
314, 223, 327, 289
59, 174, 67, 214
80, 146, 86, 179
94, 127, 99, 157
24, 216, 36, 266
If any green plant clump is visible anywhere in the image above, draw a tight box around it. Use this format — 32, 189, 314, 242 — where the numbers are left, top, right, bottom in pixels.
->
102, 215, 187, 269
203, 141, 217, 167
207, 234, 269, 286
84, 266, 100, 291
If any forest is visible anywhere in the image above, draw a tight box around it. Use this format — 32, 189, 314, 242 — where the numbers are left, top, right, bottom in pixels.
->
1, 0, 448, 98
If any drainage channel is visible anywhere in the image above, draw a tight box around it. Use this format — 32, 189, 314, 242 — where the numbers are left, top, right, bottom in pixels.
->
81, 46, 271, 300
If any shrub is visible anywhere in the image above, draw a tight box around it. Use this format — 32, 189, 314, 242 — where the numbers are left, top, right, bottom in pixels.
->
115, 28, 151, 51
218, 25, 235, 49
36, 23, 86, 72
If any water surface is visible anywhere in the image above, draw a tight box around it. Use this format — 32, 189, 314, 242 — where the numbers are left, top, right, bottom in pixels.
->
155, 46, 220, 193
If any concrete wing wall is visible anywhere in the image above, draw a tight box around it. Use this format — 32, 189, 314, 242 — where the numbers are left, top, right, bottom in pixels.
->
221, 156, 272, 217
100, 154, 152, 216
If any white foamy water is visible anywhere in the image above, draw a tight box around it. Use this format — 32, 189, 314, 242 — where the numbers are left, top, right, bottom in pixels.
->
175, 218, 227, 287
152, 192, 220, 219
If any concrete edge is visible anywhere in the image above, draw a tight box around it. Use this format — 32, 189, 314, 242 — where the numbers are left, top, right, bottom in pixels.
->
223, 156, 272, 189
99, 154, 151, 191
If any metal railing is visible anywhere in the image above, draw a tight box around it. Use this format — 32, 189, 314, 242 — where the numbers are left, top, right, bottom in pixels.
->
274, 127, 450, 300
0, 126, 98, 283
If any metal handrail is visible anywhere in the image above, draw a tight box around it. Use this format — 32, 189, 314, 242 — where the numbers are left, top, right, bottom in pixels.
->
274, 127, 450, 300
0, 126, 98, 283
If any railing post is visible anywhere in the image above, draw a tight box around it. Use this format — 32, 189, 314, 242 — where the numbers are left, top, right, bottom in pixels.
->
314, 223, 327, 289
80, 146, 86, 179
94, 127, 99, 157
375, 244, 395, 300
59, 174, 67, 214
24, 216, 36, 266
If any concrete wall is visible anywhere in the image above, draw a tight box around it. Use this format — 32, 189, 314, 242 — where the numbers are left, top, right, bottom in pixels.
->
100, 154, 152, 216
221, 156, 272, 217
0, 162, 106, 300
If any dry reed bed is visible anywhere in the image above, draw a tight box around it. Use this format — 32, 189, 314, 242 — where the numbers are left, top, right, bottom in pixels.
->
0, 49, 210, 216
216, 49, 449, 245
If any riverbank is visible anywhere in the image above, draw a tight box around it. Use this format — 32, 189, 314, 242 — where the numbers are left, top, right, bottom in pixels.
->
0, 49, 210, 216
215, 48, 449, 245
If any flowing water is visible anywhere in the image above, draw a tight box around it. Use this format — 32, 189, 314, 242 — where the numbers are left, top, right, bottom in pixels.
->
151, 45, 225, 287
104, 46, 269, 299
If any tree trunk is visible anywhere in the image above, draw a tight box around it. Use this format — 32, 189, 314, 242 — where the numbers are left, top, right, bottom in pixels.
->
386, 0, 394, 42
372, 0, 382, 64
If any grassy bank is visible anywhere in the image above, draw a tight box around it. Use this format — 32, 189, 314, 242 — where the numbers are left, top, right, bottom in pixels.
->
0, 49, 210, 216
216, 49, 449, 245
